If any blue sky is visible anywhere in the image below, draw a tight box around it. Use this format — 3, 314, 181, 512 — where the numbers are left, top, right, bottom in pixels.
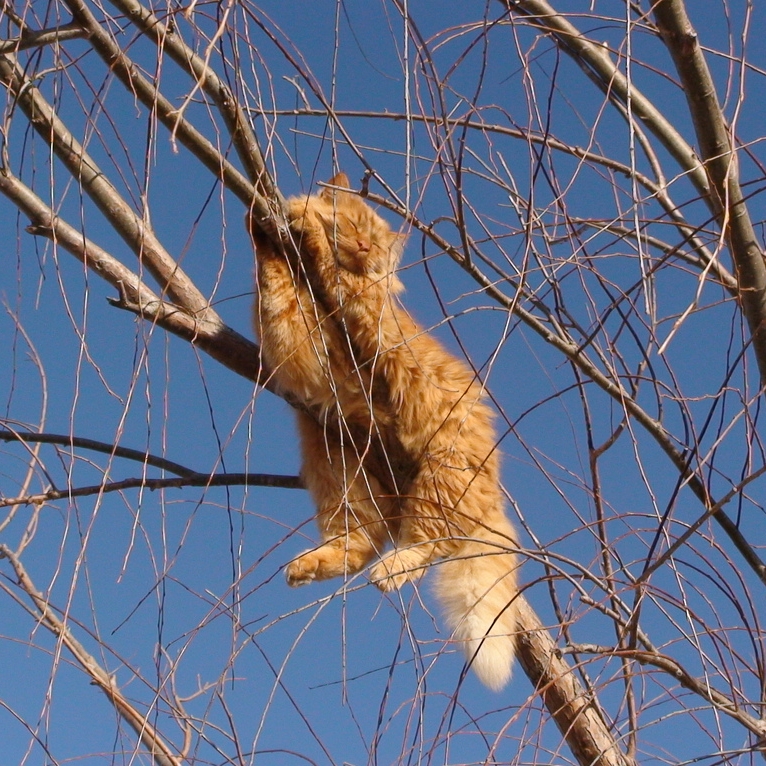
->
1, 1, 765, 764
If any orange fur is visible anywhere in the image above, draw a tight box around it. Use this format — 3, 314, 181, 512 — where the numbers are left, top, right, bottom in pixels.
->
251, 174, 520, 690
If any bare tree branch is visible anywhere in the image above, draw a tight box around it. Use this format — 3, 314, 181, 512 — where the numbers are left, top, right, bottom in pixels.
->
0, 21, 87, 53
62, 0, 258, 207
501, 0, 713, 201
0, 544, 184, 766
652, 0, 766, 384
250, 107, 734, 289
0, 428, 304, 499
569, 643, 766, 747
516, 596, 636, 766
0, 473, 303, 508
102, 0, 284, 212
0, 52, 212, 317
0, 4, 762, 765
0, 169, 264, 383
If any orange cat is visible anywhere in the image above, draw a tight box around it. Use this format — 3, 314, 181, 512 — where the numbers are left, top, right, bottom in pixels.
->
251, 174, 520, 690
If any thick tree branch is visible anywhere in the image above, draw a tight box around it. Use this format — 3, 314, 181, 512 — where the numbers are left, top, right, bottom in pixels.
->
502, 0, 766, 386
0, 21, 87, 53
515, 596, 636, 766
501, 0, 712, 202
0, 52, 213, 318
62, 0, 257, 208
104, 0, 284, 212
0, 169, 265, 384
652, 0, 766, 385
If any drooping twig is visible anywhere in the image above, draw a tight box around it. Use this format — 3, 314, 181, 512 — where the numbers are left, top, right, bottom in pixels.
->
246, 107, 733, 288
0, 545, 184, 766
0, 170, 265, 384
569, 643, 766, 747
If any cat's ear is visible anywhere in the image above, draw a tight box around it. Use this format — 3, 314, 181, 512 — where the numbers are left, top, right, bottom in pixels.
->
320, 172, 351, 199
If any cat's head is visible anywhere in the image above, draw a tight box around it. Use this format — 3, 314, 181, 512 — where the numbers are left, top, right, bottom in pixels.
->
310, 172, 407, 279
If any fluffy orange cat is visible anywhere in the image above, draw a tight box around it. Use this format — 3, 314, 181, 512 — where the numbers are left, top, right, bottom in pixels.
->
251, 173, 520, 690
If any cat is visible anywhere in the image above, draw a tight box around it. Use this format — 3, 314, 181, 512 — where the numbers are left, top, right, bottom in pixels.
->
250, 173, 520, 690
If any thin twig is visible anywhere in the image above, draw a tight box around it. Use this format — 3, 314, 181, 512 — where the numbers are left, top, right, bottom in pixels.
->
0, 52, 212, 317
0, 21, 87, 53
0, 545, 184, 766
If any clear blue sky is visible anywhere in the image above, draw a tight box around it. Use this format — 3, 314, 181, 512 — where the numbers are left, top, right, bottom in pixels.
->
0, 2, 764, 764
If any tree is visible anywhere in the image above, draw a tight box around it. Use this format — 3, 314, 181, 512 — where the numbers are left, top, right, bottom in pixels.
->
0, 1, 764, 764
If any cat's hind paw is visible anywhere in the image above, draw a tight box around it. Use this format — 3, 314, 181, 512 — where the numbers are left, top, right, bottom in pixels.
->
370, 549, 427, 592
285, 550, 319, 587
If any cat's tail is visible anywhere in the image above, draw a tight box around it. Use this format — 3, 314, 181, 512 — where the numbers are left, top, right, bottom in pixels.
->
432, 516, 519, 691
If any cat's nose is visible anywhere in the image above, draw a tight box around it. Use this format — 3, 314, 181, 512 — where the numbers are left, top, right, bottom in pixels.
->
357, 239, 370, 253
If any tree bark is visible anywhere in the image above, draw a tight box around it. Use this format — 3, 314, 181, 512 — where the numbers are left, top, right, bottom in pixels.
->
515, 597, 636, 766
652, 0, 766, 386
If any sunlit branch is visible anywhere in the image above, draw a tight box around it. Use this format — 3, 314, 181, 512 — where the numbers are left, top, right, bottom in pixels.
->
638, 461, 766, 582
500, 0, 766, 387
515, 597, 635, 766
0, 545, 184, 766
0, 53, 212, 318
0, 21, 87, 53
653, 0, 766, 386
251, 106, 723, 281
501, 0, 712, 204
576, 369, 639, 759
63, 0, 257, 207
0, 170, 265, 384
571, 218, 738, 296
240, 7, 405, 207
104, 0, 283, 210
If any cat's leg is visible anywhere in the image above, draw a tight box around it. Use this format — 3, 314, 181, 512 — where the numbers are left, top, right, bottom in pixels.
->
370, 448, 481, 592
286, 412, 391, 586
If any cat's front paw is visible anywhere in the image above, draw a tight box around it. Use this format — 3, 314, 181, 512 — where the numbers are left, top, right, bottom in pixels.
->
370, 549, 426, 592
287, 199, 322, 235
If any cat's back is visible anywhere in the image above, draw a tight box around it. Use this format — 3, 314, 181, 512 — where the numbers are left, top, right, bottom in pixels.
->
385, 319, 495, 448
